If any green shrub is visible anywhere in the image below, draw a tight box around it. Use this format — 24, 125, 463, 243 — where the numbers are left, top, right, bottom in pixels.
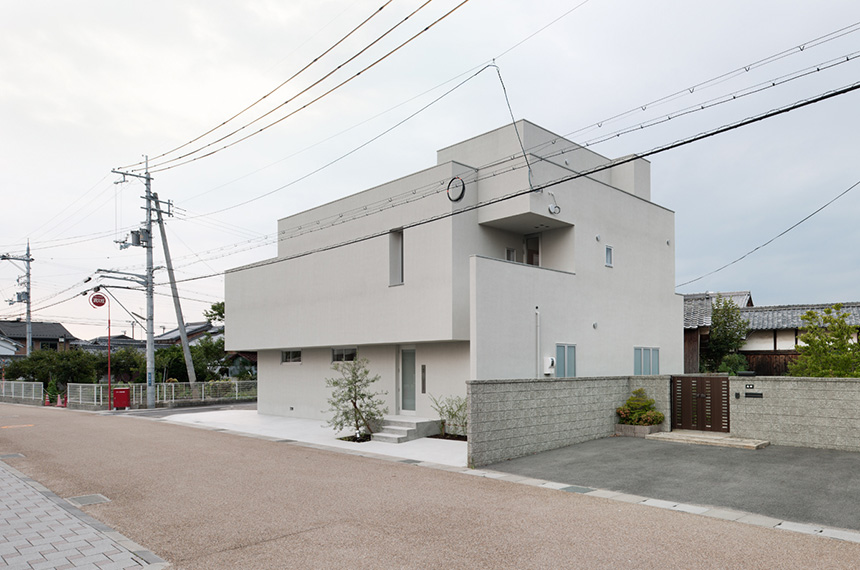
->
428, 394, 467, 437
616, 388, 665, 426
717, 353, 748, 375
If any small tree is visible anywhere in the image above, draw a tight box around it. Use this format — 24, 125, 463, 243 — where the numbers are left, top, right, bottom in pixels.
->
325, 357, 387, 437
702, 296, 749, 371
203, 301, 224, 325
789, 304, 860, 377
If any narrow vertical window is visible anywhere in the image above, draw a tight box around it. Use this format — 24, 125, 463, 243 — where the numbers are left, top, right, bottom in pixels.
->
555, 344, 576, 377
505, 247, 517, 262
389, 229, 403, 286
525, 234, 540, 266
605, 245, 613, 267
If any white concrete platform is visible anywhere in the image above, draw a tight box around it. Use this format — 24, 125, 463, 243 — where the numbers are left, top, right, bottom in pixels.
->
163, 409, 468, 467
645, 429, 770, 449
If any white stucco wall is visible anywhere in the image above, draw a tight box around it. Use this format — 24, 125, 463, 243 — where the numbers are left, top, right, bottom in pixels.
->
470, 256, 683, 379
226, 161, 475, 351
256, 341, 469, 420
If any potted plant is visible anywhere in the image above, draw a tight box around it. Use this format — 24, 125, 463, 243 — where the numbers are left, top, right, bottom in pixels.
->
615, 388, 665, 437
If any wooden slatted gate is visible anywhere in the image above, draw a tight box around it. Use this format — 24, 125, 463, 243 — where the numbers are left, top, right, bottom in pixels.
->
671, 375, 729, 432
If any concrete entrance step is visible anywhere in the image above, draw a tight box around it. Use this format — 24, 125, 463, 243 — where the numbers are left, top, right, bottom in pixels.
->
371, 416, 440, 444
645, 430, 770, 450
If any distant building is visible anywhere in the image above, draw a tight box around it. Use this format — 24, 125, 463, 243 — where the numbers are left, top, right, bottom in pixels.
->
683, 292, 754, 373
155, 322, 222, 346
740, 302, 860, 375
0, 334, 21, 357
227, 120, 683, 420
71, 334, 172, 354
0, 320, 76, 356
684, 293, 860, 375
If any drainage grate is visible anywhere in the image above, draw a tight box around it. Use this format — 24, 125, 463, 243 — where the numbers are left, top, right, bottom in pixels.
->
66, 494, 110, 507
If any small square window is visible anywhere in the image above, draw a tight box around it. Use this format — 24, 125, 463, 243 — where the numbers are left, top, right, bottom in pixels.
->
634, 347, 659, 375
332, 347, 357, 362
605, 246, 613, 267
505, 247, 517, 262
281, 350, 302, 363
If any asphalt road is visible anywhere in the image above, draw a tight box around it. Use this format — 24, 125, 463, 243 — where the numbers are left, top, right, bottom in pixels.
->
488, 436, 860, 532
2, 403, 860, 569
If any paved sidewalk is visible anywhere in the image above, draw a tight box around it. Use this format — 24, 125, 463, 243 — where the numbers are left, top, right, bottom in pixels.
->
0, 458, 166, 570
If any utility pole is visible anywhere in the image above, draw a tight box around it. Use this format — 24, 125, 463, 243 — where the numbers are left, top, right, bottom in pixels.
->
2, 241, 33, 356
111, 159, 155, 409
153, 192, 197, 388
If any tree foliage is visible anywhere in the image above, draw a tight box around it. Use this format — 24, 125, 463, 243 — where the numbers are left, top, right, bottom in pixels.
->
95, 347, 145, 383
702, 296, 749, 372
203, 301, 224, 325
5, 349, 98, 387
789, 304, 860, 377
154, 335, 228, 382
324, 357, 387, 436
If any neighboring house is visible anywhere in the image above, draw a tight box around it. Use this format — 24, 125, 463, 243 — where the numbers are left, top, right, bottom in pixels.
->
71, 335, 172, 354
224, 351, 258, 378
155, 322, 222, 346
0, 334, 22, 357
740, 302, 860, 375
683, 292, 754, 373
226, 120, 684, 420
0, 320, 76, 355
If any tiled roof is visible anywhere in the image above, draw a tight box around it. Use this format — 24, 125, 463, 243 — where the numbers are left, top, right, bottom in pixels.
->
683, 292, 753, 329
0, 321, 76, 340
740, 302, 860, 331
154, 322, 216, 342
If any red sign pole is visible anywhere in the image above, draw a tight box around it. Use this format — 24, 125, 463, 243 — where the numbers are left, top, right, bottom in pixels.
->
89, 293, 112, 410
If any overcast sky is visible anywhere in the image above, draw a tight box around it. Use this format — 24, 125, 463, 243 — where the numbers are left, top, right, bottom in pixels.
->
2, 0, 860, 340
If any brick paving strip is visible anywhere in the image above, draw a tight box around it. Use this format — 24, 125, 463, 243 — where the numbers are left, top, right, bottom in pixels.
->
0, 457, 167, 570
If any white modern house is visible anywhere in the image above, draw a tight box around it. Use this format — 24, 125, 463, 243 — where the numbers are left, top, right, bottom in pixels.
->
226, 120, 683, 421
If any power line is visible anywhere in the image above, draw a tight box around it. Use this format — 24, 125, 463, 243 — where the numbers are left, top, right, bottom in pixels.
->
579, 50, 860, 148
166, 79, 860, 286
150, 68, 860, 278
142, 0, 472, 173
120, 0, 399, 170
176, 28, 859, 232
676, 177, 860, 288
549, 20, 860, 148
183, 62, 498, 219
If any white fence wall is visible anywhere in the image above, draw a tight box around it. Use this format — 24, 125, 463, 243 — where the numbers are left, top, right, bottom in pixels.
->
66, 381, 257, 409
0, 381, 44, 402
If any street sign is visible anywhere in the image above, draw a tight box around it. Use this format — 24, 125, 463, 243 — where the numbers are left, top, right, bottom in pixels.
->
89, 293, 107, 308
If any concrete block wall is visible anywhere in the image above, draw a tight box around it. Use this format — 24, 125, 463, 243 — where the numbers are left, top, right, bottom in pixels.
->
730, 376, 860, 453
0, 396, 44, 407
467, 376, 671, 467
